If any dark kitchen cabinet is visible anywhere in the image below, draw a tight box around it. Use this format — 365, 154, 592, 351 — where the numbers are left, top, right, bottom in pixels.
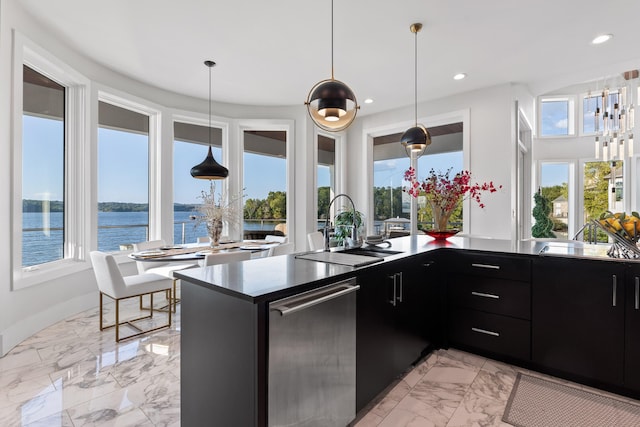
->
625, 264, 640, 390
447, 252, 532, 362
532, 257, 625, 386
356, 255, 435, 411
356, 263, 397, 411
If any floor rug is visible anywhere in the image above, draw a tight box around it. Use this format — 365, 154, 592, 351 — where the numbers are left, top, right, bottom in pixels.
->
502, 373, 640, 427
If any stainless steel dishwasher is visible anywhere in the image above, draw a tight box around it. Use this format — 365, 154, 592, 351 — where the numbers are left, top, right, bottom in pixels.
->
268, 278, 359, 427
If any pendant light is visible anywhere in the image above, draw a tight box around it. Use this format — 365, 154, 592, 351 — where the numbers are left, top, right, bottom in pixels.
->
401, 23, 431, 158
305, 0, 359, 132
190, 60, 229, 180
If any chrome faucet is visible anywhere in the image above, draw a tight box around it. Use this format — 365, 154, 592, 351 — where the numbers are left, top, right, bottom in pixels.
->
324, 193, 360, 251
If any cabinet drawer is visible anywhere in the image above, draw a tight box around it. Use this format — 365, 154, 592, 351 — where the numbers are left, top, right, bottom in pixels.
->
453, 252, 531, 281
449, 275, 530, 320
448, 308, 530, 361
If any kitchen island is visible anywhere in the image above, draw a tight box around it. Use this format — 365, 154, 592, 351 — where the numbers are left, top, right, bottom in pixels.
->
175, 235, 640, 426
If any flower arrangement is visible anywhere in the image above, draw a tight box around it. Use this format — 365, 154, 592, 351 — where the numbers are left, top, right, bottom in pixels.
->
404, 167, 501, 232
195, 182, 243, 245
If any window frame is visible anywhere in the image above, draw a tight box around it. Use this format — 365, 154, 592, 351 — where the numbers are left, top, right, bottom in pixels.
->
96, 89, 162, 257
171, 112, 230, 243
237, 119, 295, 242
96, 95, 155, 253
313, 128, 345, 232
580, 91, 601, 136
534, 160, 576, 240
12, 31, 91, 289
538, 95, 576, 138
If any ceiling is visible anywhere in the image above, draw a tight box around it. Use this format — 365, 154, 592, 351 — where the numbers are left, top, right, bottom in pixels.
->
19, 0, 640, 116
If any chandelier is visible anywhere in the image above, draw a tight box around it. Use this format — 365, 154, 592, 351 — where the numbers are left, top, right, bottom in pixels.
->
594, 70, 637, 161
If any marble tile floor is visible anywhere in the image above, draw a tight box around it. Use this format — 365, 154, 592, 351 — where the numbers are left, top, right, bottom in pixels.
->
2, 299, 639, 426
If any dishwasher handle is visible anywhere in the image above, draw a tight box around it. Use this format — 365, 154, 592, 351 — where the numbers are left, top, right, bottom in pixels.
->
271, 282, 360, 316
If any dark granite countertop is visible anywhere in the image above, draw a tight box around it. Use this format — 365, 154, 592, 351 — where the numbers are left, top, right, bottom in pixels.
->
174, 235, 631, 304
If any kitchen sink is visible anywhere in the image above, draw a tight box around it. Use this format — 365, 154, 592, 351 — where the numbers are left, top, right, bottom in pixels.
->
340, 247, 403, 258
294, 247, 403, 267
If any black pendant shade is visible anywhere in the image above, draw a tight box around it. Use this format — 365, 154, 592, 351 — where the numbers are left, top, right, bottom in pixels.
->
190, 146, 229, 180
401, 125, 431, 158
191, 60, 229, 180
307, 79, 358, 131
305, 0, 358, 132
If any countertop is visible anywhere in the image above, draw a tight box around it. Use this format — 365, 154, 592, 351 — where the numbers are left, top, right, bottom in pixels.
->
174, 235, 632, 304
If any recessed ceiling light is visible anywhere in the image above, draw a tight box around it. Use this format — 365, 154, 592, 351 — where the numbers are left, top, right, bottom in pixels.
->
364, 98, 374, 104
453, 73, 467, 80
592, 34, 613, 45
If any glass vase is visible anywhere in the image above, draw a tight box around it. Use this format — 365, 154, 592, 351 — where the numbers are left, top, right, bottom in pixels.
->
207, 219, 223, 247
426, 204, 459, 240
431, 204, 452, 232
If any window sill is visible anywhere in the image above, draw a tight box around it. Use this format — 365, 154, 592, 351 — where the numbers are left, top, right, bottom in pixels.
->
13, 258, 92, 290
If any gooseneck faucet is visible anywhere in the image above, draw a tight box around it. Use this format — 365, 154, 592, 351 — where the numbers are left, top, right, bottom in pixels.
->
324, 193, 360, 251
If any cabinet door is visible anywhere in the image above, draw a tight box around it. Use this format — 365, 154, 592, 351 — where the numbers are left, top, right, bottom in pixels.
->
625, 265, 640, 390
532, 257, 625, 385
393, 256, 437, 370
356, 265, 397, 411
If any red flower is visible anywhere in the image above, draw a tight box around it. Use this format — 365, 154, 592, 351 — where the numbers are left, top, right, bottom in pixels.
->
403, 167, 501, 215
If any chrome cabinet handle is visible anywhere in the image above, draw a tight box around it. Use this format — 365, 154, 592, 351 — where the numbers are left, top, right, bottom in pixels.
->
397, 272, 403, 303
635, 277, 639, 310
471, 263, 500, 270
612, 275, 617, 307
471, 291, 500, 299
388, 275, 397, 306
272, 282, 360, 316
471, 327, 500, 337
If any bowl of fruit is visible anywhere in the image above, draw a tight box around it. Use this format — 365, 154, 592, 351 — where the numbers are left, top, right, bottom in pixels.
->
597, 211, 640, 244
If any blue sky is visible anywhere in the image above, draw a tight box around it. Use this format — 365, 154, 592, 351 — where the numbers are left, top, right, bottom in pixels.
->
25, 115, 568, 205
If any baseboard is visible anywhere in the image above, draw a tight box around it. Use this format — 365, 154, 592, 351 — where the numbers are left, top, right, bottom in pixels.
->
0, 291, 97, 357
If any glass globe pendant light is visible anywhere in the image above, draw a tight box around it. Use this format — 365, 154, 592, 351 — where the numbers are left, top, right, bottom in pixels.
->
190, 60, 229, 180
401, 23, 431, 158
305, 0, 359, 132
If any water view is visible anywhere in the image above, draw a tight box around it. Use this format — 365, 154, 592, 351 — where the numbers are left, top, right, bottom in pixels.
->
22, 211, 284, 267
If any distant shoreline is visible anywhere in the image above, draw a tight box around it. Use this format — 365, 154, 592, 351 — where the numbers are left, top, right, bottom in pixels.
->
22, 199, 198, 213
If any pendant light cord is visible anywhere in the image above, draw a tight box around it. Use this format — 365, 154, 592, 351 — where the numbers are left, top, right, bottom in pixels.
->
414, 27, 418, 126
208, 64, 212, 147
331, 0, 334, 79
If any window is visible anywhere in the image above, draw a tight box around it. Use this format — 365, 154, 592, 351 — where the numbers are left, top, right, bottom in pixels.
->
538, 162, 570, 238
173, 121, 223, 244
582, 91, 619, 134
317, 135, 335, 230
243, 130, 287, 237
584, 161, 624, 237
371, 125, 464, 236
14, 34, 90, 288
372, 136, 411, 236
540, 96, 575, 137
97, 101, 149, 251
22, 65, 65, 267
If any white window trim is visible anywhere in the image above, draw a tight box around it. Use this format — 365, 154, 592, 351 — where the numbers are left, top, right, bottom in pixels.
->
313, 128, 345, 231
362, 109, 470, 236
537, 95, 576, 138
171, 110, 230, 241
96, 88, 163, 260
12, 31, 91, 290
236, 119, 295, 244
534, 159, 576, 240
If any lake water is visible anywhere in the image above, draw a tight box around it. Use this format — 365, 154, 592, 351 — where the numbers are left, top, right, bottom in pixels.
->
22, 211, 284, 267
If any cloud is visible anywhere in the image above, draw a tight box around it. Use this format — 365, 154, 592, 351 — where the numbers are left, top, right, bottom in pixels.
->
555, 118, 568, 129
